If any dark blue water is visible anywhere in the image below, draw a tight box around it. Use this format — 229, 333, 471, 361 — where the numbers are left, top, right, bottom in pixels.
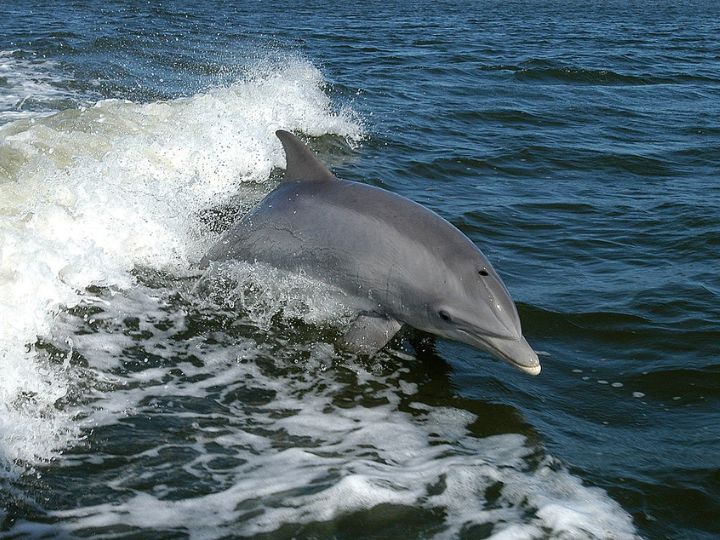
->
1, 1, 719, 538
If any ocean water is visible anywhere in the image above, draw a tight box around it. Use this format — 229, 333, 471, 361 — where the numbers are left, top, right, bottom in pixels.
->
1, 1, 718, 538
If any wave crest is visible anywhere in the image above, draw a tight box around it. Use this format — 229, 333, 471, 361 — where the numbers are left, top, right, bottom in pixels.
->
0, 55, 363, 467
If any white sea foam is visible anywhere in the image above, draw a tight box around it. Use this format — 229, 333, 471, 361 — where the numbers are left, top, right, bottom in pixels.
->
0, 50, 85, 124
36, 286, 638, 538
0, 55, 361, 467
197, 260, 354, 329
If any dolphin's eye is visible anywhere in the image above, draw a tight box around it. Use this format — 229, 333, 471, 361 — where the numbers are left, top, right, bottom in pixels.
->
438, 310, 452, 323
478, 269, 489, 277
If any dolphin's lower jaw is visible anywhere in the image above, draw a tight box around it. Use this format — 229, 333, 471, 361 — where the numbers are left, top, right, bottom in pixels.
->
457, 330, 541, 376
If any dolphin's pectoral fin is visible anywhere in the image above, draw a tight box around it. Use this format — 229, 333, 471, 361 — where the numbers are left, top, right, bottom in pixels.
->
339, 315, 403, 356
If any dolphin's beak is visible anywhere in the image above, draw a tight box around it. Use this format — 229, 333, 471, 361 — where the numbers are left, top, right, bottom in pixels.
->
456, 328, 542, 375
484, 334, 541, 375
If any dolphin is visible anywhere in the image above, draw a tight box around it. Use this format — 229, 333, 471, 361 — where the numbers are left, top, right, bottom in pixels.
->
201, 130, 540, 375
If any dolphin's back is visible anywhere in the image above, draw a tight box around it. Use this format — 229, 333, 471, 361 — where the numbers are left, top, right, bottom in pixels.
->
203, 178, 487, 314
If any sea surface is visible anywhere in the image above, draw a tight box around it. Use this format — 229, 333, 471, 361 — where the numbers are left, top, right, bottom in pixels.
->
1, 1, 718, 538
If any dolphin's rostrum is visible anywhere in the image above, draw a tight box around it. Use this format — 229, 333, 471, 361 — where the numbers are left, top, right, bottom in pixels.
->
201, 130, 541, 375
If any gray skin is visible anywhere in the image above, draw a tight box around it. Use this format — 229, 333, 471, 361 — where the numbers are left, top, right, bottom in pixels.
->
201, 130, 540, 375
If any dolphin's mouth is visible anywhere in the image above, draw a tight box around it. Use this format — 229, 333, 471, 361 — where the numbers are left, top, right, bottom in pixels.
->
457, 329, 541, 376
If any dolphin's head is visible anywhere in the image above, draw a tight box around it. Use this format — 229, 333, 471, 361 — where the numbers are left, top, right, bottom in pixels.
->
421, 256, 541, 376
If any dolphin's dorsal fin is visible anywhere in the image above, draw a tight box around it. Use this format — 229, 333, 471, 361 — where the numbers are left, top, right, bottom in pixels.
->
276, 130, 336, 182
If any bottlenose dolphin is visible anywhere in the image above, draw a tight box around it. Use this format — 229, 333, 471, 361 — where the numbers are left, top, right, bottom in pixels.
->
201, 130, 540, 375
